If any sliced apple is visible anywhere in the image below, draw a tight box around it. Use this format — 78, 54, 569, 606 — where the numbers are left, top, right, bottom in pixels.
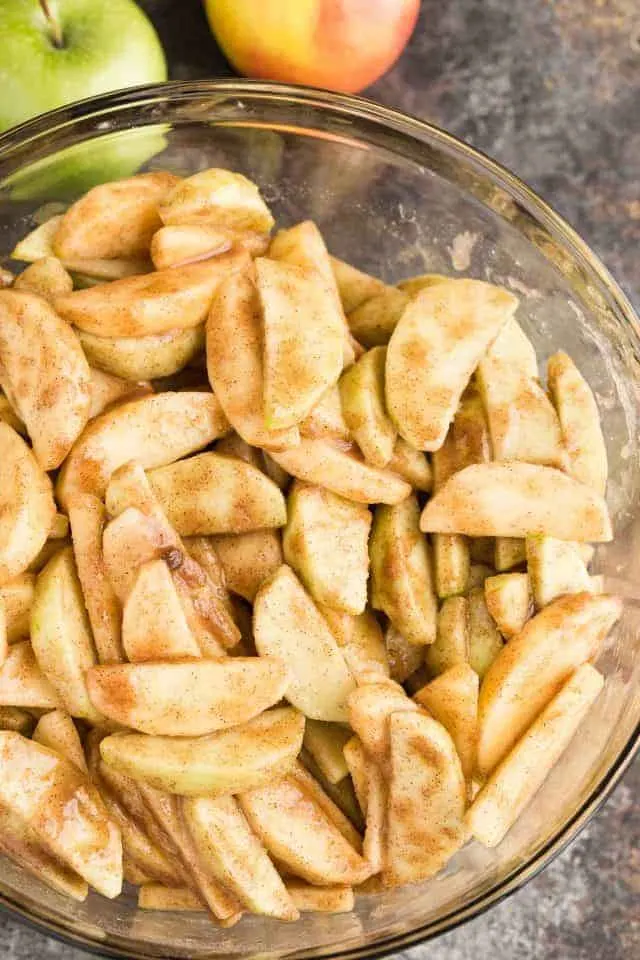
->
283, 482, 371, 615
388, 438, 432, 492
339, 346, 397, 467
343, 736, 386, 873
467, 586, 504, 679
347, 679, 419, 764
207, 269, 300, 449
151, 223, 268, 269
13, 256, 73, 299
256, 257, 344, 429
433, 534, 470, 599
347, 287, 409, 347
239, 775, 371, 887
330, 255, 387, 313
370, 495, 437, 645
254, 565, 356, 722
33, 710, 87, 773
526, 536, 593, 609
420, 462, 612, 541
291, 760, 363, 850
414, 664, 479, 780
138, 885, 205, 911
0, 392, 25, 435
0, 706, 33, 734
303, 721, 351, 785
0, 732, 122, 898
87, 657, 290, 736
31, 547, 101, 723
494, 536, 526, 572
286, 882, 354, 914
54, 172, 179, 260
159, 168, 274, 233
384, 710, 466, 886
211, 530, 283, 603
88, 367, 151, 420
477, 592, 621, 775
147, 452, 286, 535
55, 252, 249, 338
432, 388, 491, 491
300, 384, 351, 442
183, 796, 298, 921
57, 391, 229, 508
484, 573, 532, 638
270, 437, 411, 505
384, 626, 424, 684
320, 607, 390, 681
122, 558, 200, 662
548, 351, 607, 494
0, 641, 62, 709
386, 280, 517, 450
68, 495, 124, 664
78, 326, 205, 381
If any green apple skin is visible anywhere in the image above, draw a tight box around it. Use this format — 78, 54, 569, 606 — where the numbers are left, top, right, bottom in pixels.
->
0, 0, 167, 132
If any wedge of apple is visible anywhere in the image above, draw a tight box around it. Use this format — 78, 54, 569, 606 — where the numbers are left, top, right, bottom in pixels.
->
88, 368, 151, 420
207, 269, 300, 450
385, 280, 517, 450
78, 326, 205, 381
138, 885, 205, 911
122, 558, 201, 661
484, 573, 532, 638
339, 346, 397, 467
147, 452, 286, 535
477, 592, 622, 775
0, 732, 122, 898
303, 720, 351, 785
86, 657, 290, 736
548, 351, 607, 494
31, 547, 101, 723
420, 462, 612, 541
254, 565, 356, 722
526, 535, 593, 609
55, 252, 250, 338
33, 710, 87, 773
414, 664, 479, 780
151, 223, 267, 269
13, 256, 73, 300
384, 710, 467, 886
286, 882, 354, 914
99, 706, 304, 795
300, 384, 351, 442
291, 760, 363, 850
387, 438, 432, 492
57, 391, 230, 508
467, 586, 504, 679
270, 437, 411, 505
425, 596, 469, 678
370, 494, 437, 645
347, 286, 409, 347
0, 422, 56, 584
211, 530, 283, 603
347, 679, 419, 765
432, 533, 470, 599
432, 387, 491, 491
0, 706, 33, 734
0, 641, 62, 709
159, 168, 274, 233
320, 606, 389, 681
283, 482, 371, 615
330, 255, 387, 314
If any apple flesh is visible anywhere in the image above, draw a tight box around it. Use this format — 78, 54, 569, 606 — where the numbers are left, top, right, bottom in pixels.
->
205, 0, 420, 94
0, 0, 167, 133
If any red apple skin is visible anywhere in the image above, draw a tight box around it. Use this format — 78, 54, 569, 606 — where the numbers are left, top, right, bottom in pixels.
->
204, 0, 420, 94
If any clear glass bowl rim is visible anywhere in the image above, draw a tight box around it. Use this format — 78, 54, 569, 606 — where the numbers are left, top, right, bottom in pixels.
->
0, 78, 637, 960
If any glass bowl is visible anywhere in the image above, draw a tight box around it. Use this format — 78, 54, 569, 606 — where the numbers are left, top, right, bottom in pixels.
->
0, 80, 638, 960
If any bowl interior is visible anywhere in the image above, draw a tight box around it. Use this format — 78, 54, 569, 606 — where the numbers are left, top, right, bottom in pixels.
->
0, 83, 638, 960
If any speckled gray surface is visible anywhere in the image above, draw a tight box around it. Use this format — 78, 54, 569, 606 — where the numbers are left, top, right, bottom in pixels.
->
1, 1, 638, 958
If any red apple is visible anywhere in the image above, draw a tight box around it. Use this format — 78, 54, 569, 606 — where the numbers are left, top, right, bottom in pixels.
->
204, 0, 420, 94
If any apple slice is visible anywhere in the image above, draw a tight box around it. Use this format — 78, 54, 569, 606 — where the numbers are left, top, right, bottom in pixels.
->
396, 273, 451, 297
384, 626, 423, 684
339, 346, 397, 467
286, 882, 354, 914
414, 664, 479, 780
347, 287, 409, 347
469, 664, 604, 846
122, 558, 201, 661
211, 530, 283, 603
159, 168, 274, 233
256, 257, 344, 429
33, 710, 87, 773
0, 707, 33, 734
0, 392, 26, 435
303, 721, 351, 785
207, 269, 300, 450
494, 536, 526, 571
147, 452, 287, 535
0, 801, 88, 902
88, 368, 150, 420
268, 221, 358, 365
291, 759, 362, 850
0, 641, 62, 709
57, 391, 229, 508
138, 885, 205, 911
330, 255, 387, 314
78, 326, 205, 381
432, 388, 491, 491
182, 796, 298, 921
388, 438, 433, 492
420, 462, 612, 541
548, 351, 607, 494
13, 256, 73, 300
320, 606, 389, 681
0, 732, 122, 898
68, 495, 124, 664
271, 437, 411, 505
0, 422, 56, 584
239, 775, 371, 887
467, 586, 504, 679
425, 596, 469, 678
99, 707, 304, 795
526, 535, 593, 609
55, 252, 249, 338
343, 736, 386, 873
283, 482, 371, 615
433, 534, 470, 599
347, 679, 419, 765
87, 657, 290, 736
384, 711, 467, 886
31, 547, 102, 723
300, 384, 351, 442
484, 573, 532, 638
477, 592, 622, 775
151, 223, 268, 269
54, 172, 179, 259
385, 279, 518, 450
254, 565, 356, 722
370, 494, 437, 645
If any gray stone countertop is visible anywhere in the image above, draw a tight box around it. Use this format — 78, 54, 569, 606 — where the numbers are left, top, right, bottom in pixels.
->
1, 1, 638, 958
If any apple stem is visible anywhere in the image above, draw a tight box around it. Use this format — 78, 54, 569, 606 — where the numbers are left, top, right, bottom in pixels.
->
39, 0, 64, 48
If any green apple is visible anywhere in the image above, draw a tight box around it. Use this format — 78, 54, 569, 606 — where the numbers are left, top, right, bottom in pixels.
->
0, 1, 167, 132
